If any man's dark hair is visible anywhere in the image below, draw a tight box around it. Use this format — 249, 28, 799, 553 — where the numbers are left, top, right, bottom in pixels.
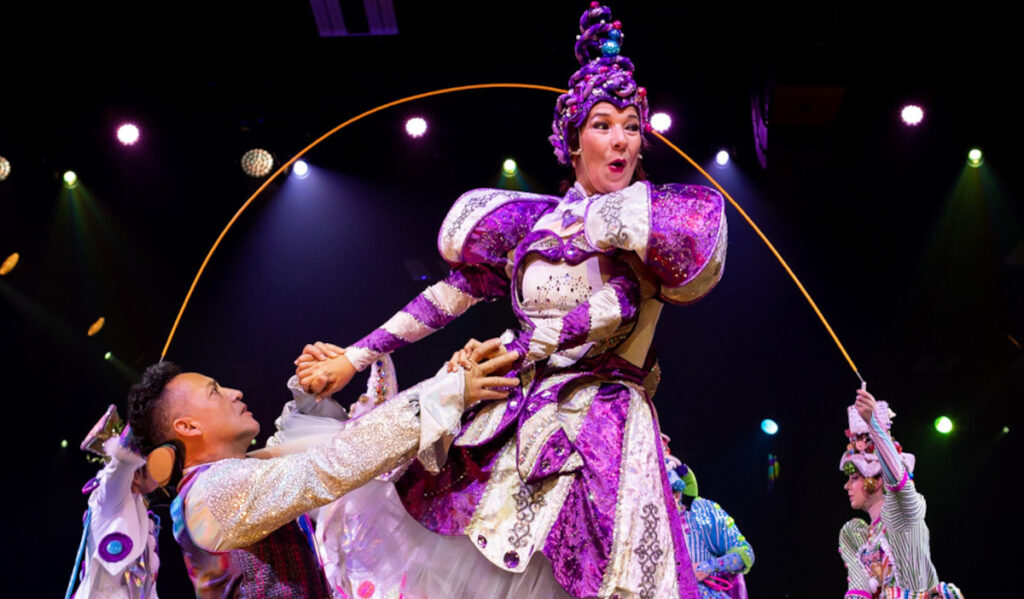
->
127, 361, 182, 453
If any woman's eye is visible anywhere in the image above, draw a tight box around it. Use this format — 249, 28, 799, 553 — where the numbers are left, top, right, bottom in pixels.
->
626, 123, 640, 132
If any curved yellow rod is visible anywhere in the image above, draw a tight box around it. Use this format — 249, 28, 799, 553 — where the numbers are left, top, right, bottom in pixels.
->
161, 84, 564, 359
161, 82, 862, 383
651, 131, 862, 381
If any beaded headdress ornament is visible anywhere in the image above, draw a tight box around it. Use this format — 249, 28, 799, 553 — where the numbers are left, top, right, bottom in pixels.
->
549, 2, 650, 165
839, 400, 916, 478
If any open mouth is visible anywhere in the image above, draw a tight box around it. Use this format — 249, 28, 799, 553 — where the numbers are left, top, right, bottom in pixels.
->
608, 158, 626, 172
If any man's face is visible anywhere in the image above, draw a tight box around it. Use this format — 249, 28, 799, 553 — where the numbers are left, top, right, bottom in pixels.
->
844, 472, 880, 512
167, 372, 259, 448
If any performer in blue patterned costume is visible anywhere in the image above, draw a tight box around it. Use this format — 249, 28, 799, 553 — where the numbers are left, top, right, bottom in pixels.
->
297, 4, 727, 598
663, 438, 753, 599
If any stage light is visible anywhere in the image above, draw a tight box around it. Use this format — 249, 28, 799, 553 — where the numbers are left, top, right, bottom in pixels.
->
900, 105, 924, 126
61, 439, 68, 449
116, 123, 140, 145
715, 150, 730, 167
502, 158, 517, 176
0, 156, 10, 181
63, 170, 78, 188
104, 351, 112, 361
405, 117, 427, 138
87, 317, 105, 337
761, 419, 778, 435
650, 112, 672, 133
968, 148, 983, 168
0, 253, 18, 276
1003, 426, 1010, 434
251, 439, 257, 445
292, 160, 309, 179
241, 149, 274, 177
934, 416, 953, 434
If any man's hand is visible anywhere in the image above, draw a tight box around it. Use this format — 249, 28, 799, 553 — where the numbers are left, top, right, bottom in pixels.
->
295, 342, 357, 397
463, 341, 520, 407
854, 388, 877, 423
446, 337, 488, 373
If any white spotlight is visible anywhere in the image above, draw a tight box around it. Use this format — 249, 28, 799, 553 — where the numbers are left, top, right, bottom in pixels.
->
405, 117, 427, 138
649, 112, 672, 133
117, 123, 140, 145
715, 150, 730, 167
900, 105, 924, 126
293, 160, 310, 179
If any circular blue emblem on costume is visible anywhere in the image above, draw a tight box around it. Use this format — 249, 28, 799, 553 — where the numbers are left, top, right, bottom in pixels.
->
99, 532, 133, 562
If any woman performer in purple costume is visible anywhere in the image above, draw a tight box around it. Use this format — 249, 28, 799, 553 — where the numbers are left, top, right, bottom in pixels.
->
298, 4, 727, 597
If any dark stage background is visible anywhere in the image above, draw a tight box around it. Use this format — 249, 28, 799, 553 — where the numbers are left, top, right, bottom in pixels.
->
1, 2, 1019, 596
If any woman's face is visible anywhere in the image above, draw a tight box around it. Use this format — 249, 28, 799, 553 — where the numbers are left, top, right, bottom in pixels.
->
573, 102, 642, 195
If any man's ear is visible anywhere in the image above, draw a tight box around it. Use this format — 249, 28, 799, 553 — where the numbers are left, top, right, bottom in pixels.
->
172, 416, 202, 439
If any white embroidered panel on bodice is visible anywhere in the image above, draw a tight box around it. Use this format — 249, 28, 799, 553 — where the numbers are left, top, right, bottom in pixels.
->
519, 253, 610, 318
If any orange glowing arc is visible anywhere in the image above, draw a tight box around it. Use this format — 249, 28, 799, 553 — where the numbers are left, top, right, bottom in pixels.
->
161, 83, 861, 381
0, 252, 19, 276
88, 317, 106, 337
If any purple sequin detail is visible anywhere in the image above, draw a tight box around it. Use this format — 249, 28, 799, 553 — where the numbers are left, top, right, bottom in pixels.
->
514, 230, 604, 268
463, 201, 557, 266
503, 550, 520, 569
543, 383, 629, 597
397, 445, 498, 536
521, 424, 575, 483
352, 328, 405, 355
557, 301, 593, 348
445, 265, 509, 300
557, 260, 640, 349
648, 184, 724, 289
403, 294, 455, 330
98, 532, 133, 562
81, 477, 100, 495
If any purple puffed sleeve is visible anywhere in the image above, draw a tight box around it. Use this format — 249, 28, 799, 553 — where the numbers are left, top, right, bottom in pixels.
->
345, 189, 558, 371
584, 181, 727, 306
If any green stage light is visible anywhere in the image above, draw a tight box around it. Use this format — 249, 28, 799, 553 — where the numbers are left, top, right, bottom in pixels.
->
502, 158, 517, 176
934, 416, 953, 434
967, 148, 983, 168
63, 170, 78, 188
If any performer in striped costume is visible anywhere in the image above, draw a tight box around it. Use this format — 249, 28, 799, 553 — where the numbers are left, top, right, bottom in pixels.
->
838, 389, 964, 599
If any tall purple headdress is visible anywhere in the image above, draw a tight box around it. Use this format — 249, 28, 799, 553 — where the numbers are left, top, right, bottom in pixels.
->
549, 2, 651, 165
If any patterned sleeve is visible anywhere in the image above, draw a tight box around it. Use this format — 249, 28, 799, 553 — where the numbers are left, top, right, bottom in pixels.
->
87, 438, 151, 575
344, 265, 506, 371
584, 181, 727, 306
693, 499, 755, 576
184, 370, 465, 552
838, 519, 874, 598
866, 413, 904, 487
345, 189, 558, 372
866, 413, 926, 530
506, 257, 642, 365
